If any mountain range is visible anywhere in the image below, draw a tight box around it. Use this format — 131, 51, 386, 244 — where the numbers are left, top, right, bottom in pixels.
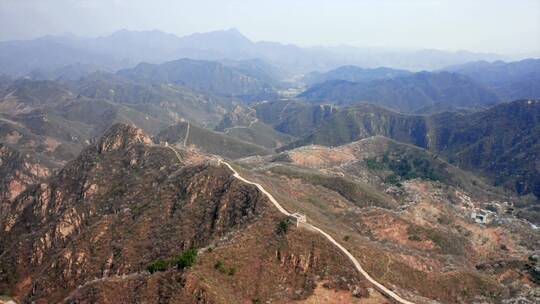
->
443, 58, 540, 101
0, 28, 507, 77
117, 58, 276, 100
298, 59, 540, 112
302, 65, 413, 85
299, 71, 500, 113
263, 100, 540, 211
0, 30, 540, 304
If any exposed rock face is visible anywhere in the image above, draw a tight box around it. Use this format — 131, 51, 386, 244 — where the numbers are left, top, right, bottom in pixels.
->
0, 124, 268, 303
97, 123, 153, 153
0, 144, 49, 225
276, 249, 318, 274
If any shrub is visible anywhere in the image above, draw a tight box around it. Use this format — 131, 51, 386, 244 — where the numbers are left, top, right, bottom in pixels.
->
366, 158, 384, 170
214, 260, 226, 273
147, 249, 198, 274
109, 180, 127, 195
437, 214, 453, 225
227, 265, 237, 276
147, 259, 169, 274
276, 220, 289, 235
174, 248, 198, 270
408, 234, 422, 242
214, 260, 237, 275
385, 174, 401, 186
383, 153, 441, 182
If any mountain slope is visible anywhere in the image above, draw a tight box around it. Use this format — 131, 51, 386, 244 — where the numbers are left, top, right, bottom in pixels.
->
0, 123, 384, 303
303, 65, 412, 85
0, 143, 50, 205
0, 75, 235, 177
444, 59, 540, 101
282, 103, 429, 149
221, 58, 288, 86
299, 72, 500, 112
155, 121, 272, 159
236, 136, 539, 303
117, 58, 275, 99
281, 100, 540, 203
0, 79, 74, 115
215, 109, 296, 149
253, 99, 338, 138
429, 100, 540, 199
444, 58, 540, 85
74, 72, 229, 127
0, 124, 269, 302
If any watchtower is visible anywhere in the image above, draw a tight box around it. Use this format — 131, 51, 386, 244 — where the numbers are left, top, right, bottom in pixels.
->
290, 213, 307, 227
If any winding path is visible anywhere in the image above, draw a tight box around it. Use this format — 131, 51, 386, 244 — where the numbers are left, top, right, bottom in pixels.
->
217, 159, 416, 304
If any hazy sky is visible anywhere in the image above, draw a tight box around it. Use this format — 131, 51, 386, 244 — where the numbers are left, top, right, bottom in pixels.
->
1, 0, 539, 54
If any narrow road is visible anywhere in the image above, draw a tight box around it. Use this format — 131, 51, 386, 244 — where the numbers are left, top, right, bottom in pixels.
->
183, 121, 190, 147
167, 146, 184, 163
218, 159, 416, 304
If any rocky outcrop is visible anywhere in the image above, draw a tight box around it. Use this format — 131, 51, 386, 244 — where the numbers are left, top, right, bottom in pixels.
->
0, 144, 50, 233
276, 249, 319, 274
0, 144, 49, 202
97, 123, 153, 153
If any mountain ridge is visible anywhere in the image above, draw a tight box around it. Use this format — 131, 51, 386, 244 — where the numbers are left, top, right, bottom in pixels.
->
299, 71, 500, 113
0, 29, 508, 76
278, 99, 540, 204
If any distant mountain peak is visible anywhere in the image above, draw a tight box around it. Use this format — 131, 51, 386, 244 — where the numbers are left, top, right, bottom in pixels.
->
106, 28, 175, 38
225, 27, 241, 33
178, 28, 254, 47
223, 27, 249, 38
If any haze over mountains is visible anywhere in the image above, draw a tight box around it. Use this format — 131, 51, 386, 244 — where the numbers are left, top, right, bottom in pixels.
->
443, 59, 540, 101
300, 58, 540, 112
1, 24, 540, 304
0, 28, 509, 76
